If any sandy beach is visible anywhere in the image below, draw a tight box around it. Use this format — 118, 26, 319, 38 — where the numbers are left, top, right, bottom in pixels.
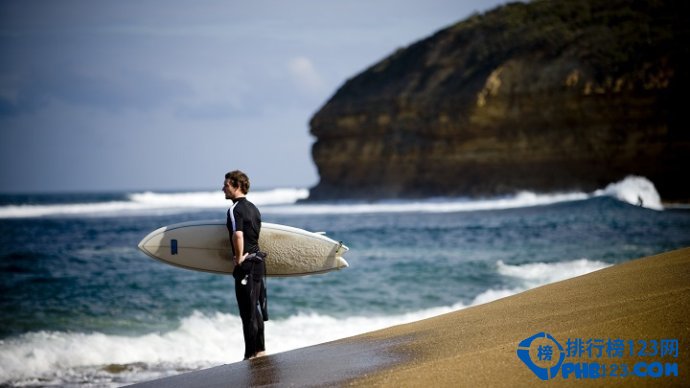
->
130, 247, 690, 387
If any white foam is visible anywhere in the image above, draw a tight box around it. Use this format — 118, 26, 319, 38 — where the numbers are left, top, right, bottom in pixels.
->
261, 191, 590, 215
0, 188, 308, 218
471, 258, 612, 305
0, 312, 237, 386
0, 201, 146, 219
0, 258, 612, 386
497, 258, 611, 287
593, 175, 663, 210
261, 175, 663, 215
0, 305, 466, 386
129, 187, 309, 208
0, 176, 664, 218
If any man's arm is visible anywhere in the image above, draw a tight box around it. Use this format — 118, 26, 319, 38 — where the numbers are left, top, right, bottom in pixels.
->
232, 230, 248, 265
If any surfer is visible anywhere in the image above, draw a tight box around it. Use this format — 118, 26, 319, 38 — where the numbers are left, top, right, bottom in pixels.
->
223, 170, 268, 360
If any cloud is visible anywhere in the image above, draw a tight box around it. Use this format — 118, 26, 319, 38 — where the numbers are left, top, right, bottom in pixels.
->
287, 56, 327, 96
1, 0, 511, 192
0, 67, 193, 118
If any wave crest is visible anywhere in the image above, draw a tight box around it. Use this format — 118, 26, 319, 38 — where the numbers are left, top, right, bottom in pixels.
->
0, 176, 663, 218
0, 188, 308, 218
594, 175, 662, 210
0, 258, 611, 386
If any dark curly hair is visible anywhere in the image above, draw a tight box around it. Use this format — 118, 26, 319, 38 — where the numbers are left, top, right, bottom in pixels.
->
225, 170, 250, 194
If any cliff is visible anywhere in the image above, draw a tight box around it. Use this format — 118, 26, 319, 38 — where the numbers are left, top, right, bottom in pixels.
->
308, 0, 690, 202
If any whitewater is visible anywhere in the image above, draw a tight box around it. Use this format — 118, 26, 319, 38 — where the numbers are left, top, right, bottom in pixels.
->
0, 176, 665, 219
0, 259, 609, 385
2, 175, 689, 386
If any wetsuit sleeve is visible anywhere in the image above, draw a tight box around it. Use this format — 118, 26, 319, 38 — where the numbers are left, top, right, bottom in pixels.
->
233, 206, 246, 232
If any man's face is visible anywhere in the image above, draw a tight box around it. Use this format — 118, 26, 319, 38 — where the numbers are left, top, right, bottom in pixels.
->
223, 179, 238, 200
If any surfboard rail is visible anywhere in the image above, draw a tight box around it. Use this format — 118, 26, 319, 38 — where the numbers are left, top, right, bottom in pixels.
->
138, 220, 349, 277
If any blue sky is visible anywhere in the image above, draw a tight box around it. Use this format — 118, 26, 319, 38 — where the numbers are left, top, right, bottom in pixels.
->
1, 0, 508, 193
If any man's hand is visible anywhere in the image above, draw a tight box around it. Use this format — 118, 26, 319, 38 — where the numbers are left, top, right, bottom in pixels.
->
236, 252, 249, 265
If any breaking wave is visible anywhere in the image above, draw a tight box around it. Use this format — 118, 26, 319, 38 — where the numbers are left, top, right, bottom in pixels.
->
0, 258, 609, 386
0, 176, 663, 218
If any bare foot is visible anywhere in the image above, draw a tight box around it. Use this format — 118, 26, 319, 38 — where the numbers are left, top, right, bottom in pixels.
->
244, 351, 266, 361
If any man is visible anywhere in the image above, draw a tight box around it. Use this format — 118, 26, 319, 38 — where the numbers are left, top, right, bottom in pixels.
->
223, 170, 267, 360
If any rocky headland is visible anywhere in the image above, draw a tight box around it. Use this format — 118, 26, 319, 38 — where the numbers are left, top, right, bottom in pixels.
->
308, 0, 689, 202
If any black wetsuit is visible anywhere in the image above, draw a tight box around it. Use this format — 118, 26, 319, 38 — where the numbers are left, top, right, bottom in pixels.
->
227, 197, 266, 359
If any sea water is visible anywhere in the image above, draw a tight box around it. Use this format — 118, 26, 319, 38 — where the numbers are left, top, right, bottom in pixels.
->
1, 176, 689, 386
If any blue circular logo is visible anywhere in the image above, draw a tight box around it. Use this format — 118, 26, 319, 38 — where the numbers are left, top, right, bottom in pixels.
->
517, 332, 565, 380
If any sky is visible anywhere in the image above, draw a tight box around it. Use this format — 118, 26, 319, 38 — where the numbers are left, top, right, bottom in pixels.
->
1, 0, 509, 193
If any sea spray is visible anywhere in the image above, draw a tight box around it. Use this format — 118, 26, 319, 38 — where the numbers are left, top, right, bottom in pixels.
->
0, 177, 663, 219
471, 259, 611, 305
0, 188, 309, 218
594, 175, 663, 210
0, 259, 610, 386
2, 177, 689, 386
128, 188, 309, 208
496, 259, 611, 288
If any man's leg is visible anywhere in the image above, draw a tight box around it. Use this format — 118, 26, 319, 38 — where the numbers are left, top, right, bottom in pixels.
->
254, 282, 265, 355
235, 279, 257, 359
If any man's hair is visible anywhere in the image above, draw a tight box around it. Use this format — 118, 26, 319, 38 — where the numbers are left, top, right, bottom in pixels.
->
225, 170, 250, 194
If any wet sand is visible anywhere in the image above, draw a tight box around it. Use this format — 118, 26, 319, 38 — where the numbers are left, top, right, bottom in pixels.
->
130, 247, 690, 387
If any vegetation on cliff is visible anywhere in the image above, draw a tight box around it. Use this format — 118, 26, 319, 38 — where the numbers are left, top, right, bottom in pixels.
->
308, 0, 689, 201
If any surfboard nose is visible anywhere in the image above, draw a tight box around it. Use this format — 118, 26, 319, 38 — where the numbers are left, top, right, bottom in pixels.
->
137, 225, 168, 255
137, 228, 160, 256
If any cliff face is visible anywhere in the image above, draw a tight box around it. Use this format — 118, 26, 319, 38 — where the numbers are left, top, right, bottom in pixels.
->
308, 0, 690, 201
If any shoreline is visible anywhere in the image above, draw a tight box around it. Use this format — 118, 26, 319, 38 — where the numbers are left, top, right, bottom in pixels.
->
130, 247, 690, 386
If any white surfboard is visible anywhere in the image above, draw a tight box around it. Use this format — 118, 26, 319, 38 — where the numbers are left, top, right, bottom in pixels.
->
138, 220, 349, 277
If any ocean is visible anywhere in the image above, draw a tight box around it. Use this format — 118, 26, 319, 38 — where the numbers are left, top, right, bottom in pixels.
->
1, 176, 689, 387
